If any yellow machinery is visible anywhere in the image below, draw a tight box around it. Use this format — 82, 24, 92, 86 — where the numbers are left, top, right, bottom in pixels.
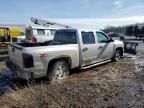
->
0, 27, 23, 47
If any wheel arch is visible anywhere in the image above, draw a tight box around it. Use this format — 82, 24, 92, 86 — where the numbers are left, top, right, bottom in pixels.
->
116, 47, 123, 56
47, 56, 72, 73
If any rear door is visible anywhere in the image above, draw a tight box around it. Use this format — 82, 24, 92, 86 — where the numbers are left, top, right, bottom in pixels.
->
95, 32, 115, 60
80, 31, 100, 66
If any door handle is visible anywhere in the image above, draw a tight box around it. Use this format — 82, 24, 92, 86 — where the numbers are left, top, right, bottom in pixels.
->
82, 47, 88, 52
99, 46, 103, 50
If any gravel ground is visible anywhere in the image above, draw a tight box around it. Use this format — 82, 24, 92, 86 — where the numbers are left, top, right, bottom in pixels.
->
0, 43, 144, 107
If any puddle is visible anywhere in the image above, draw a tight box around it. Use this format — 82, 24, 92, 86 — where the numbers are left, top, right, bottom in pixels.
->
122, 53, 136, 60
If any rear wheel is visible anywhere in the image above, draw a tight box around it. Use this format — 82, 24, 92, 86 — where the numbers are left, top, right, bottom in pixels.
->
112, 49, 122, 61
48, 60, 69, 81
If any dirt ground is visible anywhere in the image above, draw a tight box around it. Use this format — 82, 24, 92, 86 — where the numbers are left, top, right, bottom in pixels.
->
0, 43, 144, 108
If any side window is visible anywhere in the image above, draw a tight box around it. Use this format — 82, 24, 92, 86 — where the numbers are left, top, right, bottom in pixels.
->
82, 32, 95, 44
37, 29, 45, 35
45, 30, 51, 35
96, 32, 109, 43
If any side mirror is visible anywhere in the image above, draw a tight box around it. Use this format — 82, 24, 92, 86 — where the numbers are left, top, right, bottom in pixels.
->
108, 38, 114, 43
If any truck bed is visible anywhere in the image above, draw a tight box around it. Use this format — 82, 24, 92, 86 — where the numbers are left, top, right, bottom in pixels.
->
16, 42, 51, 47
13, 40, 72, 48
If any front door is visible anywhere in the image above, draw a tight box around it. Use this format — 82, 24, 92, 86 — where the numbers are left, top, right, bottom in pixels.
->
96, 32, 115, 60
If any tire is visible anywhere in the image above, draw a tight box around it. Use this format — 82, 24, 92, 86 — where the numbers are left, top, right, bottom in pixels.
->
111, 49, 122, 61
48, 60, 69, 81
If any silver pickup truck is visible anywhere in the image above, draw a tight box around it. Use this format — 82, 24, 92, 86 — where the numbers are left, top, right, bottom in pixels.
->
6, 29, 124, 81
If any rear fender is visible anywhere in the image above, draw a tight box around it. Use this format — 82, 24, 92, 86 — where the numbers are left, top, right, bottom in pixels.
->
47, 56, 72, 72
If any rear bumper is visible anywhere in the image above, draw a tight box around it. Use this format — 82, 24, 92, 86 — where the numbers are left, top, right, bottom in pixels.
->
6, 59, 34, 80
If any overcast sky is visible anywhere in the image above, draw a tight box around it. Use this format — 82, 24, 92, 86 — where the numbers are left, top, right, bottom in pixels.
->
0, 0, 144, 29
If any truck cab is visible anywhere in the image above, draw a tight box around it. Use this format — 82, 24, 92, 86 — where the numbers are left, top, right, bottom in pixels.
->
78, 30, 115, 66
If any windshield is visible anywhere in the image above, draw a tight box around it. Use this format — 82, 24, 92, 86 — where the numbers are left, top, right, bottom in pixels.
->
54, 31, 77, 44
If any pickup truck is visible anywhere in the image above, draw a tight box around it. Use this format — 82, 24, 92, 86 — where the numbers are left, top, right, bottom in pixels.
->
6, 29, 124, 81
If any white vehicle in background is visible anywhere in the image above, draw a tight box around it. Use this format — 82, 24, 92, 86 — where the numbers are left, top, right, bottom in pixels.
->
16, 26, 58, 43
17, 18, 70, 43
25, 26, 58, 43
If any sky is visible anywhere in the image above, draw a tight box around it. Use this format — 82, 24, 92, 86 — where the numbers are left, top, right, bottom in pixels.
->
0, 0, 144, 29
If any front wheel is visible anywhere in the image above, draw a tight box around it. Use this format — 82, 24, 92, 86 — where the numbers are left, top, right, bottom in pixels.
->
48, 60, 69, 81
111, 49, 122, 61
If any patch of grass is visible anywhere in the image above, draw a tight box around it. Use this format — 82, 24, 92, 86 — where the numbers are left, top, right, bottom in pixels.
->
0, 61, 135, 108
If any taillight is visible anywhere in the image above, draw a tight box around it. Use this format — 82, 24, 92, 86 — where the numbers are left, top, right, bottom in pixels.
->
32, 37, 37, 43
22, 53, 34, 68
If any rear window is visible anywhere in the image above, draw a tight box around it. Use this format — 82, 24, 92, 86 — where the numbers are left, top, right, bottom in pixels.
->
54, 31, 77, 44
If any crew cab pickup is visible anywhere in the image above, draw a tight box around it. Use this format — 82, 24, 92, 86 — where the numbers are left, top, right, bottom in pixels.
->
6, 29, 124, 81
